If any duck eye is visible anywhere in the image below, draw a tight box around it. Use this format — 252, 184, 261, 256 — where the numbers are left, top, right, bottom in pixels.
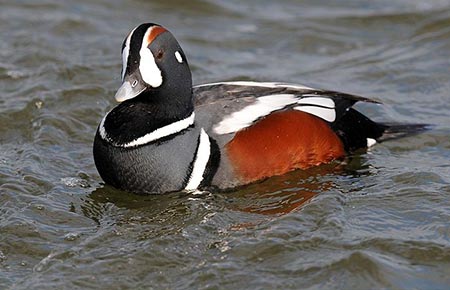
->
132, 80, 138, 87
156, 49, 164, 60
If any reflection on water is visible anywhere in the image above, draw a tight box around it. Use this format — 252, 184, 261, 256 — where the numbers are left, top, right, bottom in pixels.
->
1, 0, 450, 289
87, 161, 351, 218
225, 165, 341, 216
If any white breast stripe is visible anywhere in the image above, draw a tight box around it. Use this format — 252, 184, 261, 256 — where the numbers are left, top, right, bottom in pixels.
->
213, 94, 299, 134
100, 112, 195, 147
185, 129, 211, 191
122, 26, 137, 81
294, 106, 336, 122
194, 81, 314, 91
139, 27, 163, 88
122, 112, 195, 147
297, 97, 335, 108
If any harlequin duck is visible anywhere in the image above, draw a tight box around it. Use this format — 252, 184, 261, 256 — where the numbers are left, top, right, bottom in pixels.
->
93, 23, 427, 194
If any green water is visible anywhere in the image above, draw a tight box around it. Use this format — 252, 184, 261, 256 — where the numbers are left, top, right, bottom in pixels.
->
1, 0, 450, 289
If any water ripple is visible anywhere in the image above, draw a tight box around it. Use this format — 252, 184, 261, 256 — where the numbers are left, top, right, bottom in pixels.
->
1, 1, 450, 289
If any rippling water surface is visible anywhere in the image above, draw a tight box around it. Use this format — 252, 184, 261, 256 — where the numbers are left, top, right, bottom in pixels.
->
1, 0, 450, 289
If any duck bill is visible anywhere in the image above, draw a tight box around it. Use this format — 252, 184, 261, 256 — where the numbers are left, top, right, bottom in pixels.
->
114, 77, 147, 103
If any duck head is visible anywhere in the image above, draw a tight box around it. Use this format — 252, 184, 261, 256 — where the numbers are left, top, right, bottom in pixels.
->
115, 23, 192, 104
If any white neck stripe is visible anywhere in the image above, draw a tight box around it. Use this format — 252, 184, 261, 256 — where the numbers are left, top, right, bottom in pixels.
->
100, 112, 196, 148
185, 128, 210, 191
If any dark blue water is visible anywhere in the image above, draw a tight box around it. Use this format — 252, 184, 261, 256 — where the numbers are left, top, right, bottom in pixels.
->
1, 0, 450, 289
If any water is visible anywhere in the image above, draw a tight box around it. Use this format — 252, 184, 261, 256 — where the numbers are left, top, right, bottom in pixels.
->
1, 0, 450, 289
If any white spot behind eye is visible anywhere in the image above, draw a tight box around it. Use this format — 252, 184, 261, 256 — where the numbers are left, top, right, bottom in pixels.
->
175, 51, 183, 63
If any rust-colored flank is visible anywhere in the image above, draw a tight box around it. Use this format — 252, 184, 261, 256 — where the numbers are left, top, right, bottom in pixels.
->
226, 110, 345, 183
147, 26, 167, 45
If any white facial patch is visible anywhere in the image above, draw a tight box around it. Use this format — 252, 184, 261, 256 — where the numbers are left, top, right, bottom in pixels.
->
175, 51, 183, 63
139, 27, 163, 88
185, 128, 211, 191
121, 26, 137, 81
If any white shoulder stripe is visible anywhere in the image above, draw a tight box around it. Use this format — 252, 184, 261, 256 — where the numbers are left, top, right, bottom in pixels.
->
294, 106, 336, 122
295, 96, 336, 122
100, 112, 195, 147
213, 94, 337, 134
297, 96, 334, 108
185, 129, 210, 191
213, 94, 298, 134
194, 81, 314, 91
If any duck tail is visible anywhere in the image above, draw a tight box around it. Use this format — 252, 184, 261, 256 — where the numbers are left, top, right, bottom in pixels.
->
378, 122, 431, 142
331, 108, 431, 151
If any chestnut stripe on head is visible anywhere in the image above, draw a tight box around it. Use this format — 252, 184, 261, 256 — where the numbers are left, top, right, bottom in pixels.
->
146, 26, 167, 46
